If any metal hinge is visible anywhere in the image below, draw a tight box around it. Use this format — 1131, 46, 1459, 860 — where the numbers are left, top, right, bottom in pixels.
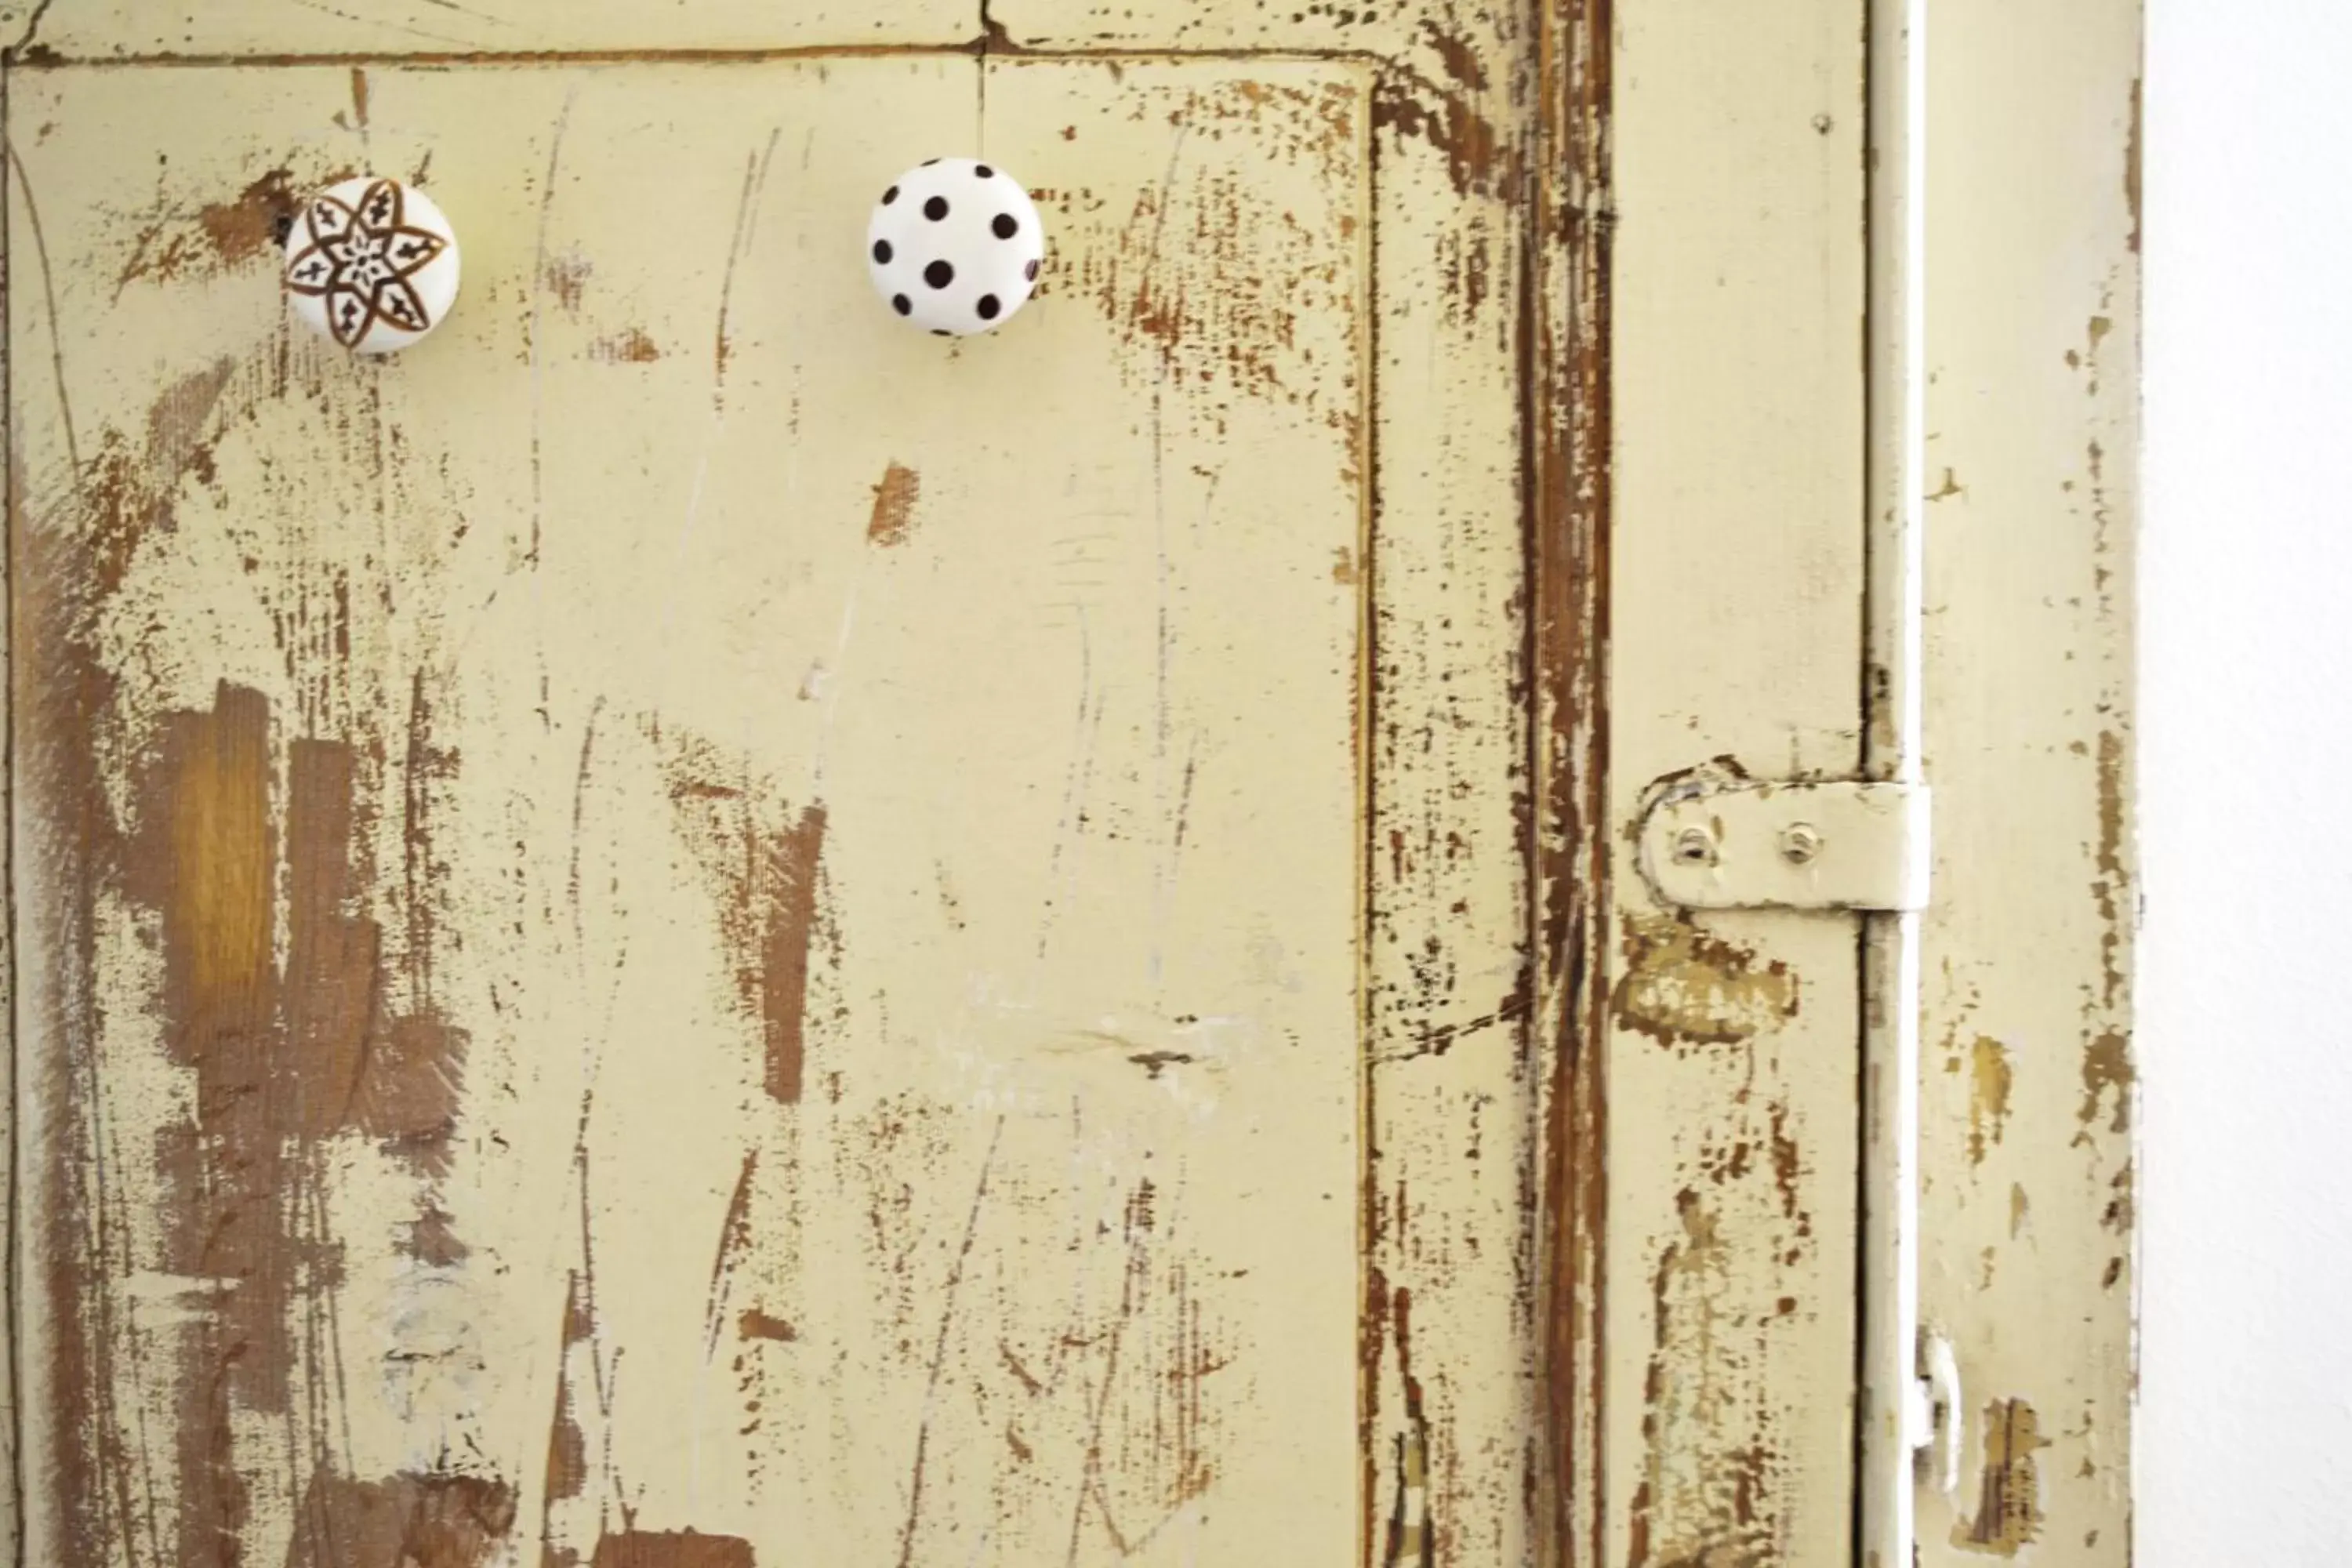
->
1638, 776, 1933, 913
1911, 1328, 1964, 1497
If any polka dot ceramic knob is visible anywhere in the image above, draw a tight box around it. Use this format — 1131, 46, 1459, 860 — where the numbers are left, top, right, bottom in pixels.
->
283, 176, 462, 353
867, 158, 1047, 336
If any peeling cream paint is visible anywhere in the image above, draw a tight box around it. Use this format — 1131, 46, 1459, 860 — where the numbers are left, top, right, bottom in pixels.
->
1952, 1399, 2049, 1557
2079, 1029, 2136, 1134
865, 461, 920, 548
1612, 913, 1802, 1051
12, 53, 1378, 1567
0, 4, 1926, 1566
1967, 1036, 2015, 1166
1915, 2, 2140, 1561
1598, 1, 1871, 1562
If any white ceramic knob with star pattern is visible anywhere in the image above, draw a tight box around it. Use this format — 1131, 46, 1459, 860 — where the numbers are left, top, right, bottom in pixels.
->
867, 158, 1047, 336
283, 176, 462, 353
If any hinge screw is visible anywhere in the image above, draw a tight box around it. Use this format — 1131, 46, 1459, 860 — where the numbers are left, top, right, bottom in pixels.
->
1780, 823, 1823, 866
1672, 826, 1718, 867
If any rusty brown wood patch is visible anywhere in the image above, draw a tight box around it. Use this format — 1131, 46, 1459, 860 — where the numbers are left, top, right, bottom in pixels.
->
11, 48, 1385, 1567
286, 1472, 518, 1568
1529, 0, 1614, 1563
590, 1530, 757, 1568
1951, 1399, 2047, 1558
1610, 913, 1801, 1051
659, 732, 831, 1108
0, 7, 1907, 1563
865, 461, 921, 548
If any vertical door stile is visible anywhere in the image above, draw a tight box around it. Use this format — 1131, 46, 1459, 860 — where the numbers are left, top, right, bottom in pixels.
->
1606, 3, 1870, 1565
1530, 1, 1613, 1565
1859, 0, 1931, 1563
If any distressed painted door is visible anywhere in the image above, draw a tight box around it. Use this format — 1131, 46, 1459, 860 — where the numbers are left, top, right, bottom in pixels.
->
4, 3, 1870, 1566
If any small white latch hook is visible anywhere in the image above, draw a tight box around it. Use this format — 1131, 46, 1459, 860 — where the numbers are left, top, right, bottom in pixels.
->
1911, 1328, 1964, 1497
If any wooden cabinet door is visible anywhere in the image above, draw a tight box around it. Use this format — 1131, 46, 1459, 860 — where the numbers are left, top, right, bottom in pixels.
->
3, 5, 1868, 1565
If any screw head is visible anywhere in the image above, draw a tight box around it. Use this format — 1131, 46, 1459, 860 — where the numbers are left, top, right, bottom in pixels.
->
1780, 822, 1823, 866
1672, 826, 1718, 867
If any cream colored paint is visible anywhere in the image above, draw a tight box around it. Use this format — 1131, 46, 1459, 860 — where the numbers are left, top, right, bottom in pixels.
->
0, 3, 2148, 1565
1605, 2, 1867, 1564
1913, 2, 2140, 1563
13, 55, 1370, 1566
4, 2, 972, 55
1000, 2, 1584, 1557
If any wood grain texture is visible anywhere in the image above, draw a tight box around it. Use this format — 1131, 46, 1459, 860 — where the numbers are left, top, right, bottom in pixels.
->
1526, 2, 1610, 1563
0, 2, 1972, 1563
1342, 7, 1547, 1566
10, 56, 1371, 1566
998, 4, 1570, 1563
1915, 3, 2140, 1562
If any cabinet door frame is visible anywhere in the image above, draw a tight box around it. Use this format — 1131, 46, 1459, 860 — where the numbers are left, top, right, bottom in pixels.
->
0, 2, 2142, 1565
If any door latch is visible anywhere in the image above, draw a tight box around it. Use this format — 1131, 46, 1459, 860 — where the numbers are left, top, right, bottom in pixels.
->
1911, 1329, 1964, 1496
1638, 776, 1932, 913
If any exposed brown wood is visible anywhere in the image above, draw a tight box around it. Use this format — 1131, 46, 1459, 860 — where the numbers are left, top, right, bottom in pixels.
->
0, 4, 1970, 1563
1599, 0, 1869, 1558
1912, 5, 2140, 1559
1951, 1399, 2045, 1557
16, 53, 1380, 1563
286, 1471, 518, 1568
589, 1530, 757, 1568
865, 462, 921, 549
1529, 2, 1613, 1563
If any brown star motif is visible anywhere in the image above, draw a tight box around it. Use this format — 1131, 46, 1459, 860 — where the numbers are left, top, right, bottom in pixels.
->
285, 180, 448, 348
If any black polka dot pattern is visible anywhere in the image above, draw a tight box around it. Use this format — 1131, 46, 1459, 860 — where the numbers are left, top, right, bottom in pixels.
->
868, 157, 1047, 337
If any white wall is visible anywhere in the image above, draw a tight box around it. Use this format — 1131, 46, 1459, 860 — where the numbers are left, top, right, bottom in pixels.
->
2140, 2, 2352, 1560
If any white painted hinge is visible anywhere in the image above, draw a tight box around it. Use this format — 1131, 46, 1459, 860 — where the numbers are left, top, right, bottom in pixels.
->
1912, 1329, 1964, 1497
1638, 777, 1933, 913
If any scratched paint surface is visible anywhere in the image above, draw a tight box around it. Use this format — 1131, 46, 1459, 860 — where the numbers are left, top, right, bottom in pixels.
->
1602, 3, 1868, 1566
1004, 4, 1566, 1560
0, 2, 1969, 1565
1915, 2, 2140, 1562
10, 57, 1372, 1565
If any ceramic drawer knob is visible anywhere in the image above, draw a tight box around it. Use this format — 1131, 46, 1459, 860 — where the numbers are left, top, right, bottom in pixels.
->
866, 158, 1047, 336
283, 176, 463, 353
